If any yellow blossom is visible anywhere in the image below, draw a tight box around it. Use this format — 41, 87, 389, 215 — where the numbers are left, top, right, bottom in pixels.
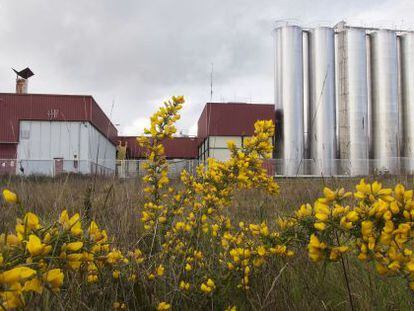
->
0, 266, 36, 284
23, 278, 43, 294
43, 269, 64, 291
156, 265, 165, 276
157, 302, 171, 310
66, 241, 83, 252
2, 189, 18, 203
26, 234, 46, 256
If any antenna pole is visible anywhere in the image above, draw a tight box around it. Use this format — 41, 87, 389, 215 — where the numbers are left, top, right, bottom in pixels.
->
210, 63, 214, 101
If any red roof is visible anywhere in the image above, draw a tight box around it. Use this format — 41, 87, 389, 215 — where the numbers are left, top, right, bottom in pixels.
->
117, 136, 202, 159
0, 93, 118, 145
197, 103, 275, 138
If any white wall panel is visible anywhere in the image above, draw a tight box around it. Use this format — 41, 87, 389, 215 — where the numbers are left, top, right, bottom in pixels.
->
209, 136, 242, 148
88, 125, 116, 170
80, 123, 89, 160
17, 121, 116, 175
209, 148, 232, 161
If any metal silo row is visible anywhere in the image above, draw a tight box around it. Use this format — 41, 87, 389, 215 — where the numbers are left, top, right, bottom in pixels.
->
274, 21, 414, 176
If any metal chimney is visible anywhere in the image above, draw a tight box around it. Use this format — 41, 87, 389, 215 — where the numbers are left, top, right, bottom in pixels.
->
12, 67, 34, 94
16, 78, 28, 94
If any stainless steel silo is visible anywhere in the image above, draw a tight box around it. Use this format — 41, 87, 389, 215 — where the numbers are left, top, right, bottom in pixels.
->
273, 28, 283, 161
337, 28, 369, 176
274, 25, 304, 176
370, 30, 399, 174
308, 27, 336, 175
401, 32, 414, 172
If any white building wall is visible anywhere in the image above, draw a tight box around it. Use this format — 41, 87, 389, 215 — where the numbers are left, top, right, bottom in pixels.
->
209, 136, 242, 148
16, 121, 115, 175
209, 148, 233, 161
88, 124, 116, 172
200, 136, 274, 162
199, 136, 243, 162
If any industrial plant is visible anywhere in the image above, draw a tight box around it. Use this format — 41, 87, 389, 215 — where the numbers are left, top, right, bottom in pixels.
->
1, 20, 414, 177
274, 21, 414, 176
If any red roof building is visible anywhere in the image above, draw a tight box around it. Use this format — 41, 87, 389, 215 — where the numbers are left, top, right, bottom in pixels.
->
118, 102, 275, 162
1, 94, 275, 175
0, 93, 117, 159
198, 102, 275, 138
117, 136, 202, 159
0, 93, 118, 175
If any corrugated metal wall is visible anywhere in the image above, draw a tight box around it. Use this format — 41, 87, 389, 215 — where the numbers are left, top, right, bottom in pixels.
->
16, 120, 116, 174
117, 136, 202, 159
17, 121, 89, 161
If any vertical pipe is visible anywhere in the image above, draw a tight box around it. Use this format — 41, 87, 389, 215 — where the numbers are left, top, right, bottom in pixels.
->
335, 32, 340, 162
273, 28, 283, 160
366, 34, 372, 164
303, 31, 310, 161
397, 35, 403, 160
401, 33, 414, 173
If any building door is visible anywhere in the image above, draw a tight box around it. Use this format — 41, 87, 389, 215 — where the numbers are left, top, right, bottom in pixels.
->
54, 158, 64, 176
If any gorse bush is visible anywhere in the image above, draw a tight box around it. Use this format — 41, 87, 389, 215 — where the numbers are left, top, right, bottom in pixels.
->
1, 96, 414, 310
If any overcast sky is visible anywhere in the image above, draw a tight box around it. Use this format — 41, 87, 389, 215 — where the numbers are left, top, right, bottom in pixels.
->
0, 0, 412, 135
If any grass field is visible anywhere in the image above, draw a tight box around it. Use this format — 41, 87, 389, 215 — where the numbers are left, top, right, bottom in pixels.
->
1, 175, 414, 310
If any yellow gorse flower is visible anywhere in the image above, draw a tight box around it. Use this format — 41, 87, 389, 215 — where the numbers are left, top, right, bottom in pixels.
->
23, 212, 40, 230
43, 269, 64, 291
157, 302, 171, 310
2, 189, 18, 204
200, 278, 216, 294
59, 210, 83, 234
0, 266, 36, 284
65, 241, 83, 252
27, 234, 48, 256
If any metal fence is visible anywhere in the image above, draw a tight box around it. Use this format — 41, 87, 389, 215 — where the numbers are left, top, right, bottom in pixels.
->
0, 159, 115, 177
3, 158, 414, 178
116, 158, 414, 178
115, 159, 199, 178
268, 158, 414, 177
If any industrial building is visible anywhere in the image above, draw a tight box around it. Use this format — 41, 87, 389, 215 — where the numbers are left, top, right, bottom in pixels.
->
0, 67, 273, 177
197, 103, 275, 161
274, 21, 414, 176
116, 103, 274, 163
0, 81, 272, 177
115, 102, 275, 177
0, 93, 118, 175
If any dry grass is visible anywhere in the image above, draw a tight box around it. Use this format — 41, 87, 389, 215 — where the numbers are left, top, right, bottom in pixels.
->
1, 174, 414, 310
